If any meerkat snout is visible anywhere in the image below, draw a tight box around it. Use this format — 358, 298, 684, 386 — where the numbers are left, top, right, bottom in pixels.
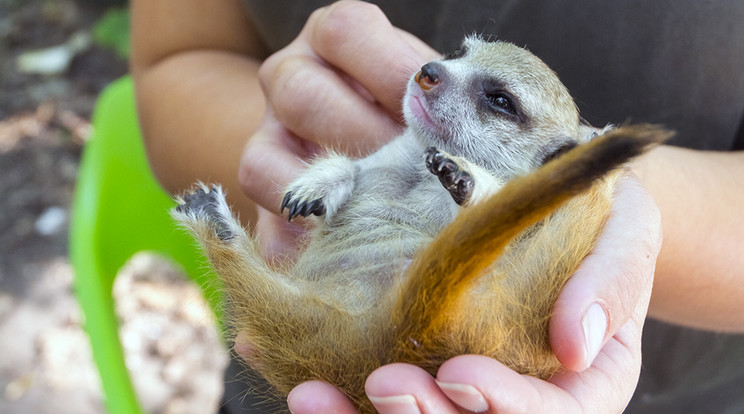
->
415, 62, 442, 90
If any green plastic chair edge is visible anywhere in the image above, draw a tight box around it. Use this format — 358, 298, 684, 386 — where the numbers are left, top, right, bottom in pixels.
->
70, 76, 224, 414
70, 76, 143, 414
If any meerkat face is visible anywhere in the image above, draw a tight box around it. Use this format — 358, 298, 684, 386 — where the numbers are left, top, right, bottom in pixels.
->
403, 36, 586, 178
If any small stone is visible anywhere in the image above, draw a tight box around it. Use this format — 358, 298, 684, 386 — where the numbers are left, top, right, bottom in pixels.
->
34, 206, 67, 236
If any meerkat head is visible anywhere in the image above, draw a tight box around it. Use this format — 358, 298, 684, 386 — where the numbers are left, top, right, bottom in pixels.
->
403, 36, 595, 179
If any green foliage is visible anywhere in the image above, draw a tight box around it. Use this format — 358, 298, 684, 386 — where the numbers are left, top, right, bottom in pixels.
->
92, 7, 130, 59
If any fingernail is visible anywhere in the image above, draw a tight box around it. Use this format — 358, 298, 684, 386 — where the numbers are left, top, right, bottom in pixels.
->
582, 302, 608, 369
436, 381, 489, 413
368, 394, 421, 414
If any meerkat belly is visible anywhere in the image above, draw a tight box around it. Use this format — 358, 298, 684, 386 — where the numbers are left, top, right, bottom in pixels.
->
292, 164, 458, 309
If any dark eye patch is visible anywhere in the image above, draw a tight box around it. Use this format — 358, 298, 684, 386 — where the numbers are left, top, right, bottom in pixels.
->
478, 78, 527, 123
444, 43, 468, 60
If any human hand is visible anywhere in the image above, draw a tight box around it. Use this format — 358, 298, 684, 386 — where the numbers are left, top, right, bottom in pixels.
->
237, 0, 439, 260
278, 172, 662, 413
236, 1, 662, 411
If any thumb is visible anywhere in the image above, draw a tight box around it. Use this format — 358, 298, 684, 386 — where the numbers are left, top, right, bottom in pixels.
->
550, 172, 662, 371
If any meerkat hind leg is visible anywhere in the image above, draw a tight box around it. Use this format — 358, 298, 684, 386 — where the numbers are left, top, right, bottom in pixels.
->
174, 184, 376, 399
173, 183, 306, 312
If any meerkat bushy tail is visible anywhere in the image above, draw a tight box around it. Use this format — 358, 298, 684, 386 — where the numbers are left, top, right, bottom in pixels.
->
392, 124, 671, 366
174, 125, 669, 410
172, 185, 376, 400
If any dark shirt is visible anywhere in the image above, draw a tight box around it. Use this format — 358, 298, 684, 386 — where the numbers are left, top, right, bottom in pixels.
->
228, 1, 744, 412
242, 0, 744, 151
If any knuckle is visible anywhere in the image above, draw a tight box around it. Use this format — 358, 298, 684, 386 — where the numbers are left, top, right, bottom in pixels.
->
238, 143, 262, 193
304, 4, 328, 30
312, 1, 385, 49
257, 51, 287, 93
605, 255, 651, 325
264, 57, 318, 127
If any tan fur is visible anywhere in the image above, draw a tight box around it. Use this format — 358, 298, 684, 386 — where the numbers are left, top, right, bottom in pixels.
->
173, 39, 671, 412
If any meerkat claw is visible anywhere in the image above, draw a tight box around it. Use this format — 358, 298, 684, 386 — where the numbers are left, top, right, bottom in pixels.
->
425, 147, 474, 205
281, 192, 327, 222
280, 192, 293, 214
425, 146, 444, 171
176, 184, 234, 241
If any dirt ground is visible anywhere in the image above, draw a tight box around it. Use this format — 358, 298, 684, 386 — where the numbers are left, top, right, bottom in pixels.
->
0, 1, 229, 413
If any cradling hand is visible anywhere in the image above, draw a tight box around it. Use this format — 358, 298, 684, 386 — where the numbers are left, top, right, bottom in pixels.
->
235, 1, 662, 412
277, 173, 661, 414
237, 0, 439, 261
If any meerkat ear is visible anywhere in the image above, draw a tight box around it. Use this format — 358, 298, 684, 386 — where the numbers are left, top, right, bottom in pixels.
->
539, 137, 578, 165
542, 123, 617, 164
578, 123, 614, 142
542, 121, 618, 165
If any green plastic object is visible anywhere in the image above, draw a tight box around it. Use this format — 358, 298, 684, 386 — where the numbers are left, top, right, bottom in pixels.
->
70, 76, 223, 414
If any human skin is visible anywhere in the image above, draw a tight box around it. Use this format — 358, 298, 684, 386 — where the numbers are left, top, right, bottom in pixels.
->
131, 0, 267, 226
132, 1, 744, 412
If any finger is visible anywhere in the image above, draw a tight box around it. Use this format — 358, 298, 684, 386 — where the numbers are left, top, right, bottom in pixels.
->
233, 331, 271, 374
437, 355, 568, 414
549, 172, 661, 371
254, 205, 306, 264
437, 334, 641, 414
308, 1, 439, 116
288, 380, 359, 414
549, 311, 645, 410
365, 363, 461, 414
237, 111, 312, 213
396, 28, 442, 63
233, 330, 256, 361
260, 52, 403, 155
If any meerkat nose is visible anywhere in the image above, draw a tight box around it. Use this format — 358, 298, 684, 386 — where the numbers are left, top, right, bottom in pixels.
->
415, 63, 440, 90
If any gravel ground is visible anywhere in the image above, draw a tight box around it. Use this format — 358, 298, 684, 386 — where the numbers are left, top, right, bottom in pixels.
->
0, 1, 229, 412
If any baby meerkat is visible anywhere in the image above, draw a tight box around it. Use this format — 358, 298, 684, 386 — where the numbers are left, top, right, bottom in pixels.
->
174, 36, 670, 412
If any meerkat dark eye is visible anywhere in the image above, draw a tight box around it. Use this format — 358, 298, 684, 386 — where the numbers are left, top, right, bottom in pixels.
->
478, 79, 526, 122
486, 93, 516, 115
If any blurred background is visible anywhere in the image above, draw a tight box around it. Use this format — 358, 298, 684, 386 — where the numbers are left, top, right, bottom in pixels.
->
0, 0, 228, 412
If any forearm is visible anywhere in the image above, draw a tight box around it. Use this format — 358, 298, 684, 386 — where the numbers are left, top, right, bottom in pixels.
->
133, 51, 264, 223
130, 0, 267, 224
632, 146, 744, 331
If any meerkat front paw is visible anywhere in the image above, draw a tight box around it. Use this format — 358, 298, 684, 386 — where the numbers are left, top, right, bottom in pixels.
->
281, 156, 356, 222
425, 147, 474, 206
